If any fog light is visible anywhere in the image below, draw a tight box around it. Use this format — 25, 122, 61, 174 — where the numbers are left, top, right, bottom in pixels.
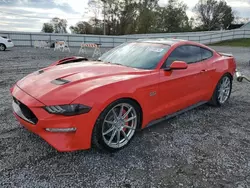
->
45, 128, 77, 132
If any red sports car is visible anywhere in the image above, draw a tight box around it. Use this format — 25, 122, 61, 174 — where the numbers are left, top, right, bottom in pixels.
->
11, 39, 236, 152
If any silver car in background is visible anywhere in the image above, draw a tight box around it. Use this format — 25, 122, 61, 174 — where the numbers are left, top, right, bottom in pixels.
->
0, 36, 14, 51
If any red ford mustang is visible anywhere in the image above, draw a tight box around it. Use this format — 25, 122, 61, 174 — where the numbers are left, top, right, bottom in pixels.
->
11, 39, 236, 152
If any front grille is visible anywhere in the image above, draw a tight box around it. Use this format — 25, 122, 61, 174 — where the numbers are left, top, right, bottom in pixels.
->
13, 97, 38, 124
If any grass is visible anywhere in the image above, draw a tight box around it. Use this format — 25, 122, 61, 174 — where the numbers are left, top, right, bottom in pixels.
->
211, 38, 250, 47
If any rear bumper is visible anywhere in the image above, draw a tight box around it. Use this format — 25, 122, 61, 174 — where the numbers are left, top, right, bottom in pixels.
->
6, 42, 14, 48
11, 85, 100, 152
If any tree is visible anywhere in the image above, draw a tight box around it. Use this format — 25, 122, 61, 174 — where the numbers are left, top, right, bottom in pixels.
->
136, 0, 159, 34
194, 0, 234, 30
69, 0, 192, 35
88, 0, 103, 17
41, 17, 68, 33
153, 0, 190, 33
51, 17, 68, 33
70, 21, 93, 34
89, 17, 103, 34
88, 0, 104, 34
114, 0, 138, 34
102, 0, 120, 35
41, 23, 54, 33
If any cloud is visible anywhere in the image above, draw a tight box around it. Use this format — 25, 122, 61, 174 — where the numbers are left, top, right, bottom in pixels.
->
0, 0, 249, 32
53, 0, 90, 14
227, 0, 250, 7
0, 0, 94, 32
1, 0, 78, 13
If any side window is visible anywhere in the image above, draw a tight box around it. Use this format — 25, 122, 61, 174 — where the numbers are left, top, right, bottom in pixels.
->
165, 45, 202, 67
200, 47, 213, 61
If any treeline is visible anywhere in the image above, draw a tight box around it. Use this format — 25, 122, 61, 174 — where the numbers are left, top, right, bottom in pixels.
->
42, 0, 236, 35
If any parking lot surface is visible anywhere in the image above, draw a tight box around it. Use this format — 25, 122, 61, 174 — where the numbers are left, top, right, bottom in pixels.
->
0, 46, 250, 188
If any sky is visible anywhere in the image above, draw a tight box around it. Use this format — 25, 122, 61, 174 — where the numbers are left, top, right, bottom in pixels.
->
0, 0, 250, 32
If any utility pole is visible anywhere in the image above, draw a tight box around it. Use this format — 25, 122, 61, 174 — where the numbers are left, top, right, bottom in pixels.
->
103, 0, 106, 35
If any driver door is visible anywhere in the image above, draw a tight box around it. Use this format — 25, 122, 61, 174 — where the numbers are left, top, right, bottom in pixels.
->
158, 45, 210, 116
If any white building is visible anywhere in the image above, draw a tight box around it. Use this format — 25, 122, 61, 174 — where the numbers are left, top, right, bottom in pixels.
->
241, 22, 250, 29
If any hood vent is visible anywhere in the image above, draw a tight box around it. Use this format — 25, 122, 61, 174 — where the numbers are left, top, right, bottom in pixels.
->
51, 78, 70, 85
38, 70, 44, 74
57, 57, 88, 65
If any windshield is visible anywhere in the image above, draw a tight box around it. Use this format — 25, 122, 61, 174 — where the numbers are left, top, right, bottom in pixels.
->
99, 42, 170, 70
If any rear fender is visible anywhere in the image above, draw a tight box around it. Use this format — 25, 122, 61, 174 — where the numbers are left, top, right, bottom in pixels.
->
217, 52, 236, 75
209, 57, 236, 94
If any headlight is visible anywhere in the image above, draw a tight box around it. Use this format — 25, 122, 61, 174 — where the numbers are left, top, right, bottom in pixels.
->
44, 104, 91, 116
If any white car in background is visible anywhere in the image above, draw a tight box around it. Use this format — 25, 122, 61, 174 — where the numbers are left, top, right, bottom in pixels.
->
0, 36, 14, 51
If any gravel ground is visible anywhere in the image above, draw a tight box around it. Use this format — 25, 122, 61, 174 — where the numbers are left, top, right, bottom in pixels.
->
0, 46, 250, 188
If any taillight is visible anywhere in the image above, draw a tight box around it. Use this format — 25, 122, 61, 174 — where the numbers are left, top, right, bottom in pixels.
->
10, 86, 14, 93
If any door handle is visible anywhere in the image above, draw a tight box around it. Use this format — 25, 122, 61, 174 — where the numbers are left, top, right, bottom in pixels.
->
200, 69, 207, 73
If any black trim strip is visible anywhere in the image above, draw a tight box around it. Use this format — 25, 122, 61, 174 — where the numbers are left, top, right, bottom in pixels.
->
146, 101, 207, 128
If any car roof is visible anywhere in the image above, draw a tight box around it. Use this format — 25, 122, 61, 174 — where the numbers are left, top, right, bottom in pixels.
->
136, 38, 187, 46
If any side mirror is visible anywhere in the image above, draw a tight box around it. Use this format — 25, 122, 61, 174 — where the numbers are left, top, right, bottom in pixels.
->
164, 61, 188, 71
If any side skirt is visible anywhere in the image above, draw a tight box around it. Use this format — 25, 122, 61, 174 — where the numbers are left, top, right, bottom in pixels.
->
145, 101, 207, 128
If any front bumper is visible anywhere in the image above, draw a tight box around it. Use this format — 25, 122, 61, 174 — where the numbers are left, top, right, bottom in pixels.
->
11, 85, 100, 152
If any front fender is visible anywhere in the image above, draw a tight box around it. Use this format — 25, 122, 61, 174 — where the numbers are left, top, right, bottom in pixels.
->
72, 72, 159, 128
72, 82, 142, 112
95, 93, 142, 112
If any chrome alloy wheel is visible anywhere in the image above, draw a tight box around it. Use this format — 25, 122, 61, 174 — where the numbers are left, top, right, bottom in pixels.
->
102, 103, 137, 149
218, 76, 231, 104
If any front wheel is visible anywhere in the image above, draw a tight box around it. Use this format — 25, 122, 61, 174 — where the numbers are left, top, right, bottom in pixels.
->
209, 74, 232, 106
92, 99, 141, 152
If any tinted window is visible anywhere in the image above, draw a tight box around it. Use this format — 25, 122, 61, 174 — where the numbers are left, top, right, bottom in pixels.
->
201, 48, 213, 60
165, 45, 202, 67
99, 42, 170, 70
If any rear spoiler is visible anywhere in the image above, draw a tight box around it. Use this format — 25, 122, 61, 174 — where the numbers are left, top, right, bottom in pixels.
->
218, 52, 233, 57
49, 56, 88, 66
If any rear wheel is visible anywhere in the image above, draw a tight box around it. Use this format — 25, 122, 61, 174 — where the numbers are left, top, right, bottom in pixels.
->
209, 74, 232, 106
0, 44, 6, 51
92, 99, 141, 152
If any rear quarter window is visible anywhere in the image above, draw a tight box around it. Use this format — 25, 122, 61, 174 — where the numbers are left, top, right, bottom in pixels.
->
201, 47, 213, 61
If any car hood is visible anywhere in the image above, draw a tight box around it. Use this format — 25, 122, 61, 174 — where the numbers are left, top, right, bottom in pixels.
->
16, 61, 151, 105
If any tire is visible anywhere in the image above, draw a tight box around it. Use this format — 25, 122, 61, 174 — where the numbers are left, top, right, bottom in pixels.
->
209, 74, 232, 106
0, 44, 6, 51
92, 99, 141, 152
